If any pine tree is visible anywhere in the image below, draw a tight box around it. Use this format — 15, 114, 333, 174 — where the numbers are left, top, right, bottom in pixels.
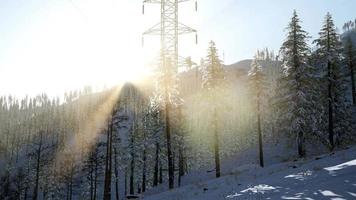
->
154, 56, 180, 189
32, 130, 44, 200
103, 113, 114, 200
332, 60, 355, 145
344, 36, 356, 105
201, 41, 226, 177
248, 56, 266, 167
277, 10, 315, 157
314, 13, 354, 149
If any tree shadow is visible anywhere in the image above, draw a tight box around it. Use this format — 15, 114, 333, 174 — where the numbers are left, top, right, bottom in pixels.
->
225, 158, 356, 199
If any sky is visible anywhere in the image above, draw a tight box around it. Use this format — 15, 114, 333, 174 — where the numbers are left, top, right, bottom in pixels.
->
0, 0, 355, 97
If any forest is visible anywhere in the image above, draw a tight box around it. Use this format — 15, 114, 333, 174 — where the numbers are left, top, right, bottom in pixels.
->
1, 10, 356, 200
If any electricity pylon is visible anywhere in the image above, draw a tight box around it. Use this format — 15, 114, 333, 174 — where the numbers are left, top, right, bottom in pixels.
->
142, 0, 197, 71
142, 0, 197, 190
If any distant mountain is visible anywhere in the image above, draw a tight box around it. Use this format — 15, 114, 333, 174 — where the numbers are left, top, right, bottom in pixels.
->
224, 59, 253, 79
224, 59, 252, 72
178, 58, 283, 98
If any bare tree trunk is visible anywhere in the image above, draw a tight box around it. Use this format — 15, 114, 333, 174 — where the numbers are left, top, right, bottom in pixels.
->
165, 99, 174, 189
213, 108, 220, 178
32, 131, 43, 200
129, 129, 135, 195
103, 126, 110, 199
297, 131, 305, 157
24, 158, 31, 200
142, 147, 147, 192
178, 147, 184, 186
103, 118, 113, 200
257, 96, 264, 167
94, 153, 98, 200
159, 160, 163, 184
349, 53, 356, 105
178, 106, 184, 187
124, 170, 127, 197
153, 143, 159, 187
113, 147, 119, 200
90, 162, 94, 200
69, 168, 73, 200
24, 185, 28, 200
66, 181, 70, 200
109, 119, 113, 192
328, 61, 334, 150
137, 183, 141, 194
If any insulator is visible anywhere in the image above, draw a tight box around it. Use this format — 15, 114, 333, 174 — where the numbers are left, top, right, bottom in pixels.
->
142, 36, 144, 47
195, 0, 198, 12
142, 4, 145, 15
195, 33, 198, 44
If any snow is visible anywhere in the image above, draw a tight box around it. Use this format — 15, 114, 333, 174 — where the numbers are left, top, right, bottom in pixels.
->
324, 159, 356, 172
143, 146, 356, 200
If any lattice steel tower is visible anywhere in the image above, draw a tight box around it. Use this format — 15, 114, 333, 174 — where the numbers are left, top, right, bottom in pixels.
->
142, 0, 197, 71
142, 0, 197, 189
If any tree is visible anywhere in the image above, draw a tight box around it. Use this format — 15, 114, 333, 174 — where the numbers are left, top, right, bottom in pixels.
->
83, 143, 102, 200
153, 57, 180, 189
201, 41, 226, 177
248, 56, 267, 167
103, 114, 114, 200
314, 13, 353, 149
163, 58, 175, 189
277, 10, 315, 157
343, 36, 356, 105
32, 130, 44, 200
332, 59, 355, 145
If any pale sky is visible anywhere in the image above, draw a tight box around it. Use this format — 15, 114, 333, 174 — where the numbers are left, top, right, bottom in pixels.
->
0, 0, 355, 97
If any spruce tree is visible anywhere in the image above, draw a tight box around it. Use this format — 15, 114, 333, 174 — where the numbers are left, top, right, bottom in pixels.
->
332, 59, 355, 145
344, 36, 356, 105
248, 56, 266, 167
201, 41, 225, 177
314, 13, 354, 149
277, 10, 315, 157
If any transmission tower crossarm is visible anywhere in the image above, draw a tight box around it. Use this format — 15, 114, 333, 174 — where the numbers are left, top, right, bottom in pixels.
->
143, 23, 161, 35
144, 0, 191, 3
143, 23, 197, 35
143, 22, 196, 36
178, 22, 197, 35
143, 0, 161, 4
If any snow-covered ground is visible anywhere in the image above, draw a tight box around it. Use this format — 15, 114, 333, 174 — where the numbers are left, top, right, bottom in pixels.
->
143, 146, 356, 200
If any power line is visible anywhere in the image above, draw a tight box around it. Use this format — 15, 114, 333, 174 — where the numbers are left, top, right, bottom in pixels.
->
66, 0, 88, 20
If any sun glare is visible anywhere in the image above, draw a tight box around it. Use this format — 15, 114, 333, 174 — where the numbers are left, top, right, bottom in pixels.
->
0, 0, 156, 97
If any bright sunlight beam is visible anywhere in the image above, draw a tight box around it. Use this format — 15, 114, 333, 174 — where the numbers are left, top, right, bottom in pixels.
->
0, 0, 155, 97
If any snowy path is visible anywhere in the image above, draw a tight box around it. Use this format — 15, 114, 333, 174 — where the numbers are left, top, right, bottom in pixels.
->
144, 147, 356, 200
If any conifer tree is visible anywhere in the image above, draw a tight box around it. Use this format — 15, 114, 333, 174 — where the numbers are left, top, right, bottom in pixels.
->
248, 56, 266, 167
277, 11, 315, 157
201, 41, 225, 177
344, 36, 356, 105
314, 13, 354, 149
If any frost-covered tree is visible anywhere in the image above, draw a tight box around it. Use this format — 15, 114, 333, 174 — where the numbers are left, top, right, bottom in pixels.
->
201, 41, 226, 177
152, 53, 184, 189
343, 36, 356, 105
314, 13, 354, 149
248, 56, 267, 167
276, 10, 316, 157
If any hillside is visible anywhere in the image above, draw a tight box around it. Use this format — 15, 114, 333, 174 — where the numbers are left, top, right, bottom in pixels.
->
144, 145, 356, 200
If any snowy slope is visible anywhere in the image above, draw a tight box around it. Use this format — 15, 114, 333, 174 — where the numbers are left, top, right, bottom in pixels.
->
143, 146, 356, 200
